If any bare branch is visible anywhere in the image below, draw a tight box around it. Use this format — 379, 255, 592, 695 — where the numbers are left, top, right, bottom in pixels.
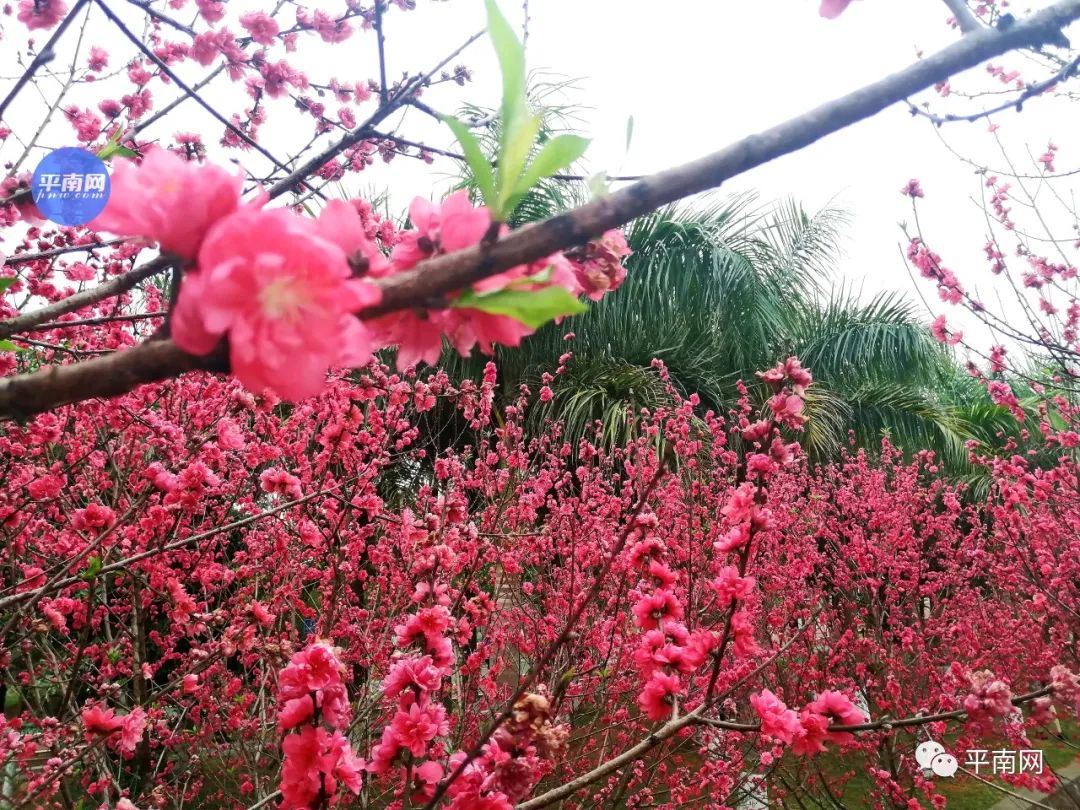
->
909, 52, 1080, 124
374, 0, 389, 105
2, 237, 128, 266
2, 0, 1080, 419
0, 0, 91, 121
264, 29, 484, 199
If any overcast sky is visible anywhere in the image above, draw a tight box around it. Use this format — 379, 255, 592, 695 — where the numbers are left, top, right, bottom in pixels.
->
361, 0, 1078, 356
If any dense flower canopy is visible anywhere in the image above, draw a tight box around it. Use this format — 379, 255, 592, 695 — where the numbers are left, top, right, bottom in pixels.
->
1, 0, 1079, 808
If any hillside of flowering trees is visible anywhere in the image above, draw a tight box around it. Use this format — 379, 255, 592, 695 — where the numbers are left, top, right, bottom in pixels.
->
1, 0, 1080, 808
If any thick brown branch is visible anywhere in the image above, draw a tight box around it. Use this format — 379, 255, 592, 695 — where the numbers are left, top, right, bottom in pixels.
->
0, 338, 225, 420
1, 0, 1079, 419
367, 0, 1080, 316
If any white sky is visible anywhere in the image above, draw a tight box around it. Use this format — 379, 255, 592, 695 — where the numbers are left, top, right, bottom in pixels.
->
4, 0, 1078, 355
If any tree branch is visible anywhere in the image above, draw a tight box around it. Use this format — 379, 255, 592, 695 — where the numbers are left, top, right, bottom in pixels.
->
0, 256, 170, 341
264, 29, 484, 200
941, 0, 981, 34
908, 53, 1080, 124
2, 0, 1080, 419
0, 0, 91, 121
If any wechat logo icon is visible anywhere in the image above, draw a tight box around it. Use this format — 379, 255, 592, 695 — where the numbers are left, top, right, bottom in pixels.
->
916, 740, 959, 778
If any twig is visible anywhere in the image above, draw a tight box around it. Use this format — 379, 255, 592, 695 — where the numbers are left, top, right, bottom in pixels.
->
908, 53, 1080, 124
124, 0, 196, 37
0, 0, 91, 121
264, 29, 485, 199
2, 238, 128, 266
374, 0, 389, 105
22, 312, 164, 332
374, 130, 644, 181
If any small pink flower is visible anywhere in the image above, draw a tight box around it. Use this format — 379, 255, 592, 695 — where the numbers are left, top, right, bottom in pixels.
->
239, 11, 279, 45
91, 148, 244, 260
963, 671, 1013, 720
567, 229, 631, 301
901, 179, 925, 198
118, 707, 147, 754
631, 590, 684, 631
794, 690, 865, 754
391, 192, 492, 271
390, 701, 449, 757
250, 600, 275, 626
710, 566, 756, 604
87, 47, 109, 72
383, 656, 442, 699
81, 704, 122, 738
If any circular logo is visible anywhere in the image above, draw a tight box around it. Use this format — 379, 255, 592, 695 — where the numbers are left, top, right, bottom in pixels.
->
32, 147, 111, 226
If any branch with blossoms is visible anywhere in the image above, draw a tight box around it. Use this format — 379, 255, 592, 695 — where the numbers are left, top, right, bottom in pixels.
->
3, 0, 1080, 420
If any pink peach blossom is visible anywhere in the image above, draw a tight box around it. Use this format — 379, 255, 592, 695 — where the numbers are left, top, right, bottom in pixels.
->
91, 148, 243, 260
170, 206, 382, 400
750, 690, 801, 744
17, 0, 67, 29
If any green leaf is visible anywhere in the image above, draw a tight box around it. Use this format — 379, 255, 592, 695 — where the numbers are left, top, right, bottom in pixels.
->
0, 277, 17, 293
625, 115, 635, 152
484, 0, 535, 218
96, 128, 136, 161
82, 556, 102, 581
443, 115, 495, 204
494, 112, 541, 216
485, 0, 528, 143
0, 340, 19, 353
588, 172, 610, 199
453, 285, 587, 330
514, 134, 590, 198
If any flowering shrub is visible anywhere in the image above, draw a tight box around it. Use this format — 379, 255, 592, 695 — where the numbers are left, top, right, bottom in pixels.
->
0, 346, 1076, 807
3, 0, 1080, 807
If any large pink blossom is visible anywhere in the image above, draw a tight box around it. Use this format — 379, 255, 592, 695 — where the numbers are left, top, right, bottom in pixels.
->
17, 0, 67, 29
170, 206, 382, 400
91, 148, 243, 260
637, 671, 680, 721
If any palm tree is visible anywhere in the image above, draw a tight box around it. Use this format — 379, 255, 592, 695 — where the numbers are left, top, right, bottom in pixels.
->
433, 187, 990, 467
